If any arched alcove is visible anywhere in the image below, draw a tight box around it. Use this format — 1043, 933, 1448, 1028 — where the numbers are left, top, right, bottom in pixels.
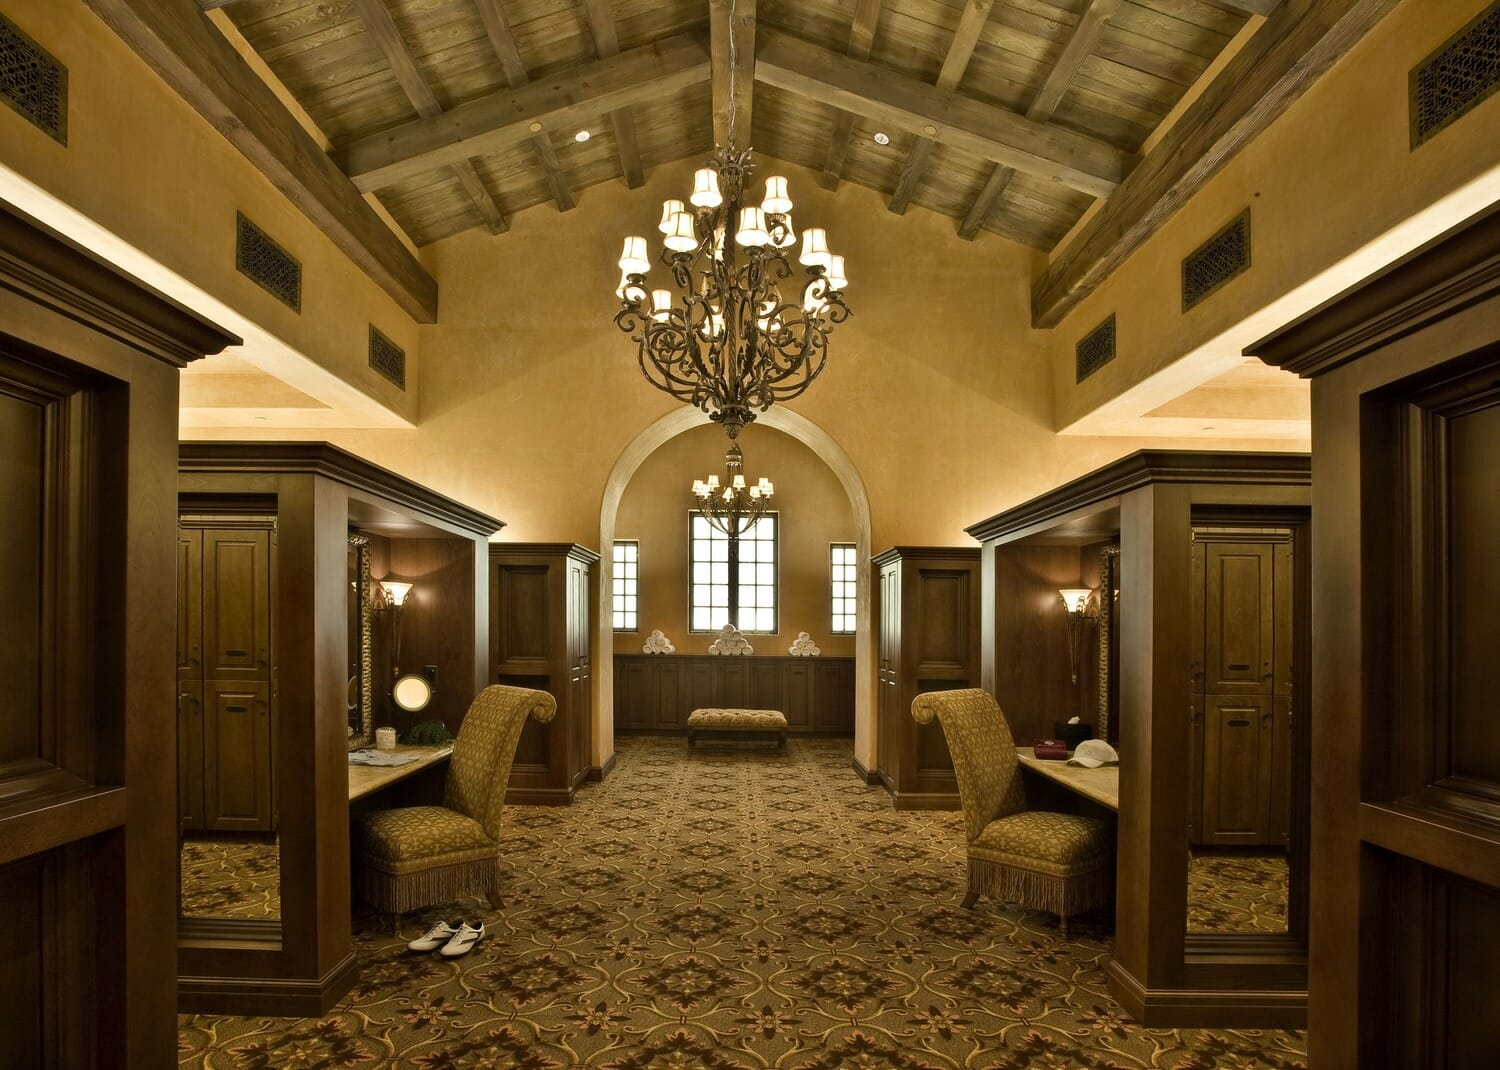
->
597, 407, 875, 773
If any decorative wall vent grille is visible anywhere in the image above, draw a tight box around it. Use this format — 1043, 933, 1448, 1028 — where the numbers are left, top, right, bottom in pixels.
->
1076, 314, 1116, 383
0, 13, 67, 144
1410, 3, 1500, 147
368, 326, 406, 389
235, 213, 301, 312
1182, 210, 1250, 312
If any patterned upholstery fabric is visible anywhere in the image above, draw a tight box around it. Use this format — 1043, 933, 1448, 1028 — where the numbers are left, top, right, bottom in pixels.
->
910, 688, 1113, 928
687, 708, 788, 728
357, 685, 556, 915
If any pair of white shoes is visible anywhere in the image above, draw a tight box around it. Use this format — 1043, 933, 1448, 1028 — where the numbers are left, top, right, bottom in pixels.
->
407, 920, 485, 957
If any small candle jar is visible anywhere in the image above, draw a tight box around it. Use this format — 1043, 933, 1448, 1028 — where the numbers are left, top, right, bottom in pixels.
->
375, 727, 398, 751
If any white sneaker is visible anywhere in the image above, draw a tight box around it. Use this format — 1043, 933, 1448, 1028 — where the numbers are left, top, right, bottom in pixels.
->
407, 920, 459, 952
439, 921, 485, 957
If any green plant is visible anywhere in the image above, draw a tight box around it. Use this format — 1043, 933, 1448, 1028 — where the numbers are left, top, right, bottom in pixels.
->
402, 719, 453, 746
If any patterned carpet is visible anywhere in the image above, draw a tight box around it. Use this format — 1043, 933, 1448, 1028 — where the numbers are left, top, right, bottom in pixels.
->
1186, 852, 1289, 935
181, 836, 282, 920
178, 737, 1306, 1068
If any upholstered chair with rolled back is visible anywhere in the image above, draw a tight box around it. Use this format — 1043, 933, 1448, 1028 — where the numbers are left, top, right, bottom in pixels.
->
911, 688, 1113, 937
357, 685, 556, 930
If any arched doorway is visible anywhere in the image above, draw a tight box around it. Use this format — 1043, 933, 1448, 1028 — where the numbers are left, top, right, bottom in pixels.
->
596, 407, 875, 774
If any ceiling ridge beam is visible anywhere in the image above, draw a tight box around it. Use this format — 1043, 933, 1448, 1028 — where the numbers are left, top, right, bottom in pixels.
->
583, 0, 645, 188
87, 0, 438, 321
1032, 0, 1393, 328
888, 0, 994, 212
754, 29, 1130, 199
352, 0, 509, 233
958, 0, 1124, 240
340, 32, 712, 193
710, 0, 756, 148
819, 0, 884, 191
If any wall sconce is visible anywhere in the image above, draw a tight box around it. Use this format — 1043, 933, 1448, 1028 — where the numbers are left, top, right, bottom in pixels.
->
379, 580, 414, 677
1059, 587, 1095, 685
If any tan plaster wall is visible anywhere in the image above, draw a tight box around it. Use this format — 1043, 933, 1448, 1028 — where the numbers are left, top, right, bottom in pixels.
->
0, 0, 418, 423
615, 422, 857, 658
1050, 0, 1500, 433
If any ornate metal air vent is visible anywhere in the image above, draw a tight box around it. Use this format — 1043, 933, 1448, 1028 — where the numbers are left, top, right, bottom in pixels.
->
235, 213, 301, 312
0, 12, 67, 144
1182, 210, 1250, 312
1411, 3, 1500, 147
368, 326, 406, 389
1076, 314, 1116, 383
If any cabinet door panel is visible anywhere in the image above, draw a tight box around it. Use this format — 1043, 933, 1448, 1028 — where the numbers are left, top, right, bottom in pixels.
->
686, 661, 718, 712
1200, 694, 1273, 845
202, 529, 271, 681
178, 682, 204, 831
615, 658, 653, 731
203, 681, 272, 832
177, 528, 202, 680
748, 660, 781, 711
782, 662, 810, 729
1204, 542, 1274, 695
813, 660, 854, 733
658, 660, 684, 726
718, 660, 746, 708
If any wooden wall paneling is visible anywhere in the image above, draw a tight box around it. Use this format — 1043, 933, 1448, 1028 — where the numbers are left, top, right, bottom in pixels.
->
812, 658, 854, 733
992, 544, 1087, 744
384, 538, 479, 735
610, 655, 854, 733
783, 660, 811, 729
657, 658, 684, 727
202, 681, 273, 831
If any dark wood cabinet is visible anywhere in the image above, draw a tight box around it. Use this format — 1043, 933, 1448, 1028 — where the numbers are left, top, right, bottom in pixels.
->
177, 520, 276, 834
612, 655, 855, 733
872, 546, 980, 810
1189, 529, 1293, 847
491, 544, 597, 805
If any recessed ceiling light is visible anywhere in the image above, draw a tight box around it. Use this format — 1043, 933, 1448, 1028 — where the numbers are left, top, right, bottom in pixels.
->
574, 129, 591, 143
872, 131, 890, 145
528, 120, 543, 133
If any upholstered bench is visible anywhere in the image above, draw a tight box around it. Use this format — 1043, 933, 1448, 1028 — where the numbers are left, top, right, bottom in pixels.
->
687, 708, 787, 749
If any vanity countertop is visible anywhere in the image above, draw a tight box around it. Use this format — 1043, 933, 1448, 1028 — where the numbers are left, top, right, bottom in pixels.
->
348, 744, 453, 802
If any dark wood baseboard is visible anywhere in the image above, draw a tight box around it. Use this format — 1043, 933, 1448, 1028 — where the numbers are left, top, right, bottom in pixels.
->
1105, 959, 1308, 1029
587, 751, 618, 782
504, 785, 576, 806
887, 786, 961, 811
178, 952, 359, 1017
851, 755, 879, 785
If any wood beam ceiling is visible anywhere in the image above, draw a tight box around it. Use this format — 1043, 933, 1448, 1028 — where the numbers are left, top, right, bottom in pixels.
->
582, 0, 645, 188
87, 0, 438, 322
339, 32, 712, 193
1031, 0, 1394, 328
350, 0, 508, 233
819, 0, 883, 191
957, 0, 1123, 241
889, 0, 994, 213
710, 0, 756, 148
754, 29, 1130, 199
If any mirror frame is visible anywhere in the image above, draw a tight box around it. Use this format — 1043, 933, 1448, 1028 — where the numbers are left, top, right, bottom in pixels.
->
348, 533, 375, 750
1095, 544, 1121, 742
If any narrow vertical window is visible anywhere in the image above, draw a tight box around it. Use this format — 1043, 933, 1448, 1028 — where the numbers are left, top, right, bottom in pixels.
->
612, 540, 639, 631
831, 543, 856, 634
690, 513, 778, 632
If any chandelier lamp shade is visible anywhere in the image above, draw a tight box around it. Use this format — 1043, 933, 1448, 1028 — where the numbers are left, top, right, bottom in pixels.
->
612, 146, 850, 439
692, 442, 775, 537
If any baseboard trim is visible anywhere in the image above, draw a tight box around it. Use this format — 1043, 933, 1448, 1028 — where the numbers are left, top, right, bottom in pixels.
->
1105, 959, 1308, 1029
178, 952, 359, 1017
851, 755, 879, 785
587, 751, 618, 783
888, 787, 961, 811
503, 785, 575, 806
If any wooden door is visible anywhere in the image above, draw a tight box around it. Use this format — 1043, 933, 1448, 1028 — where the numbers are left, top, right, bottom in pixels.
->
177, 528, 202, 680
202, 528, 271, 682
877, 562, 899, 777
1203, 541, 1274, 696
203, 682, 272, 831
568, 559, 591, 778
177, 682, 204, 831
1199, 694, 1273, 845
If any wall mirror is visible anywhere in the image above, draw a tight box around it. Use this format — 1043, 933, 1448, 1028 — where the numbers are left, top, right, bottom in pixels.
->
348, 533, 375, 750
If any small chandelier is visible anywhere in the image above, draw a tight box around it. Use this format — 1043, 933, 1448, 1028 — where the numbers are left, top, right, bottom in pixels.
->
692, 443, 774, 536
612, 147, 849, 439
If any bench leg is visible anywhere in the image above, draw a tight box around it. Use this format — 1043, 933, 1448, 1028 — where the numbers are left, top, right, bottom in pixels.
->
688, 731, 695, 747
778, 731, 786, 751
961, 890, 979, 910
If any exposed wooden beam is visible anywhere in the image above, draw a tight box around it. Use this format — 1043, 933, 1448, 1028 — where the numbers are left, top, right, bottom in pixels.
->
470, 0, 572, 212
886, 0, 992, 211
1206, 0, 1284, 15
582, 0, 644, 188
710, 0, 755, 148
341, 32, 711, 193
1032, 0, 1396, 327
755, 30, 1129, 198
957, 0, 1122, 240
819, 0, 883, 191
196, 0, 248, 9
351, 0, 508, 233
86, 0, 437, 321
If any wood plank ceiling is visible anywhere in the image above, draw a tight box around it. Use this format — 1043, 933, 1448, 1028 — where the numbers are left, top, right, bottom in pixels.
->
206, 0, 1259, 253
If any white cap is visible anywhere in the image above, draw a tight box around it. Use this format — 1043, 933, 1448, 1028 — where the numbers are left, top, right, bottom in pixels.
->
1067, 739, 1119, 768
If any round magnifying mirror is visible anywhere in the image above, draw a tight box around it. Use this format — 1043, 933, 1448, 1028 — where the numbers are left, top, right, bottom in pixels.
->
392, 673, 433, 713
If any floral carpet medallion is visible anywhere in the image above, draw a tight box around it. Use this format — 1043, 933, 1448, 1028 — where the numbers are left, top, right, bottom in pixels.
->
179, 737, 1306, 1068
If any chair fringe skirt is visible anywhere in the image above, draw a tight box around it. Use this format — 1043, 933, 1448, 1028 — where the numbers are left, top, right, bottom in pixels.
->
359, 858, 500, 915
968, 857, 1112, 917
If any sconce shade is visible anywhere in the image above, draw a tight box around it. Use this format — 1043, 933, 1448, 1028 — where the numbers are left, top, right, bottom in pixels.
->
381, 580, 414, 607
1059, 588, 1092, 614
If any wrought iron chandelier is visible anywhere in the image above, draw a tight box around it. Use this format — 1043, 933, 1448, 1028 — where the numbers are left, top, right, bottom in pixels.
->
692, 442, 775, 536
610, 146, 850, 439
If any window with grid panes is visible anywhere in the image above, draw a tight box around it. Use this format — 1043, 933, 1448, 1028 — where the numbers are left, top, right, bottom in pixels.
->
612, 540, 639, 631
690, 512, 777, 632
831, 543, 856, 634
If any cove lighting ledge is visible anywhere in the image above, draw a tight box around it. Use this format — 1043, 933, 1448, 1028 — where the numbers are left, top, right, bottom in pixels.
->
0, 162, 415, 431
